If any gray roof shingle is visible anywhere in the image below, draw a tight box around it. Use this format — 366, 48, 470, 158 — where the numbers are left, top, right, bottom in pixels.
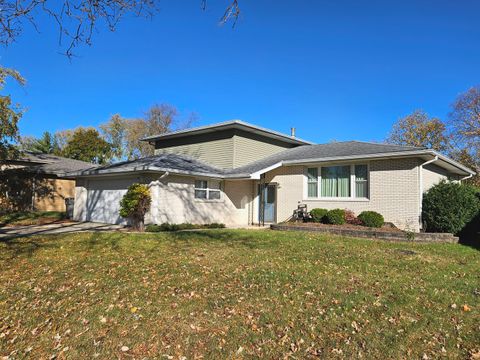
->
74, 153, 232, 178
6, 152, 97, 176
226, 141, 426, 175
74, 141, 429, 178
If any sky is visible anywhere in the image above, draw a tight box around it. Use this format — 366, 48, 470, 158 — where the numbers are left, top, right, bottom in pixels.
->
1, 0, 480, 144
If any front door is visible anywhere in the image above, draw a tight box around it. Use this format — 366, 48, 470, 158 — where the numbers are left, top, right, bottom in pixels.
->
258, 184, 276, 223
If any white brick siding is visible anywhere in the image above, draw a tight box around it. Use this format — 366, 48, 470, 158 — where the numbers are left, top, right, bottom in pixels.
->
256, 158, 422, 231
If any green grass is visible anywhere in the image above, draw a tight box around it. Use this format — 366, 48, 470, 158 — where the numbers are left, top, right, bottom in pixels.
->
1, 230, 479, 359
0, 211, 66, 227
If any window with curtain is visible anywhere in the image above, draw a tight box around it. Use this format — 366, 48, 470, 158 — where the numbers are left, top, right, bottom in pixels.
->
194, 180, 221, 200
321, 165, 351, 197
355, 165, 368, 198
306, 164, 368, 198
307, 167, 318, 197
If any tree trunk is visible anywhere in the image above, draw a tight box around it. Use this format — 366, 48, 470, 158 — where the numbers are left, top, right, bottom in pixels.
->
132, 216, 145, 232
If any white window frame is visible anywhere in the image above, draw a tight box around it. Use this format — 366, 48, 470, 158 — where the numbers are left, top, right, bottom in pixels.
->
194, 179, 222, 201
303, 163, 370, 201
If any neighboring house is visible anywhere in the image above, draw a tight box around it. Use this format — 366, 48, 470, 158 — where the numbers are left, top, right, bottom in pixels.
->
71, 120, 475, 231
0, 152, 96, 212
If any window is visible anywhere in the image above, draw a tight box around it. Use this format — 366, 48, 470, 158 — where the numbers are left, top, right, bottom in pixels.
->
194, 180, 221, 200
306, 164, 369, 199
355, 165, 368, 198
321, 165, 351, 197
307, 167, 318, 197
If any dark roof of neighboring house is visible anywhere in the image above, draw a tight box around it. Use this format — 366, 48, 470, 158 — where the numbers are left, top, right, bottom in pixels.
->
3, 152, 97, 177
140, 119, 313, 146
71, 153, 239, 179
225, 141, 429, 175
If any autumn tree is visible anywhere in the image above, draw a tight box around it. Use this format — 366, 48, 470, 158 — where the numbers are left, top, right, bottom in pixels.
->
449, 86, 480, 186
62, 127, 112, 164
0, 67, 25, 159
100, 104, 195, 161
387, 110, 452, 152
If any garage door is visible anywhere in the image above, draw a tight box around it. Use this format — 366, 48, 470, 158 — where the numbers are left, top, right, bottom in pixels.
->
86, 177, 134, 224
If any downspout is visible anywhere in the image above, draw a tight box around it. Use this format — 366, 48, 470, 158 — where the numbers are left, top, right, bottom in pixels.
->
419, 155, 439, 230
460, 174, 473, 182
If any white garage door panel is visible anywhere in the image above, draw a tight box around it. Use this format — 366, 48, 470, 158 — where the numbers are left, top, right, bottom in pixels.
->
86, 177, 135, 224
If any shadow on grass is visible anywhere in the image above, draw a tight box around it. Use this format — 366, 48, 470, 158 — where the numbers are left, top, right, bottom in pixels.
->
0, 229, 267, 260
458, 213, 480, 250
0, 211, 67, 227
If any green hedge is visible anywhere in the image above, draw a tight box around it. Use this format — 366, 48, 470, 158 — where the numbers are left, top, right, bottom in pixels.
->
146, 223, 226, 232
310, 208, 328, 223
422, 181, 480, 234
324, 209, 346, 225
358, 211, 384, 228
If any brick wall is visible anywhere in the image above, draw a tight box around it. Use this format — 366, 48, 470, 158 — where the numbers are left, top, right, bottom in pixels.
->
260, 158, 422, 231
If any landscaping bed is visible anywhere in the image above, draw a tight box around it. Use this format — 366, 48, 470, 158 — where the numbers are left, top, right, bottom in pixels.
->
272, 222, 459, 243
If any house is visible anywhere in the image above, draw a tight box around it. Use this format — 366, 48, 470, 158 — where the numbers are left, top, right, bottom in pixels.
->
0, 152, 96, 212
71, 120, 475, 231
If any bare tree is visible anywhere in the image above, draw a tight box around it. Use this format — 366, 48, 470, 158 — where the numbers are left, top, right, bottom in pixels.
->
0, 0, 241, 57
100, 103, 196, 161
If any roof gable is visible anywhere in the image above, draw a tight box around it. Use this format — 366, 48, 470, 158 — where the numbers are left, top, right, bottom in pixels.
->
141, 120, 312, 146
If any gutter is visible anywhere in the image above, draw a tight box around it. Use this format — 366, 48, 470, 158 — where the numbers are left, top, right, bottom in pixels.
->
460, 174, 473, 181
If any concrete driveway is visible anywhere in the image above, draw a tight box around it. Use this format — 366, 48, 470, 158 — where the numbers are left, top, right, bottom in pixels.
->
0, 222, 125, 240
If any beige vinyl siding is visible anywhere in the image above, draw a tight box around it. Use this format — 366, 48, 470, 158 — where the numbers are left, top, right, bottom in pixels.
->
154, 128, 297, 169
256, 158, 422, 231
155, 137, 234, 169
233, 133, 294, 168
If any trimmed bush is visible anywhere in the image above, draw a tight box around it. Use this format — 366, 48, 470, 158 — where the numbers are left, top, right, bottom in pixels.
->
119, 183, 151, 231
324, 209, 346, 225
422, 181, 480, 234
310, 208, 328, 223
358, 211, 384, 228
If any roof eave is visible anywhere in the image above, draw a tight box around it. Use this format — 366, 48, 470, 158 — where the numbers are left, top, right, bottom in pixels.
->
249, 150, 475, 177
140, 120, 313, 146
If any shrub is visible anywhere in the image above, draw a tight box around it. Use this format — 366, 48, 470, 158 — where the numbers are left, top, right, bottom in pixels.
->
310, 208, 328, 223
145, 224, 162, 232
205, 223, 226, 229
119, 183, 151, 231
344, 209, 362, 225
358, 211, 384, 228
422, 181, 480, 234
324, 209, 346, 225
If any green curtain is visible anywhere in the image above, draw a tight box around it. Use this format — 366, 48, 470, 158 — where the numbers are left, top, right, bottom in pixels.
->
321, 167, 337, 197
321, 166, 350, 197
337, 166, 350, 197
307, 168, 318, 197
355, 165, 368, 198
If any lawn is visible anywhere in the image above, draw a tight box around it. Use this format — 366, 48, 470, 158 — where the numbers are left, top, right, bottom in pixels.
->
1, 230, 479, 359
